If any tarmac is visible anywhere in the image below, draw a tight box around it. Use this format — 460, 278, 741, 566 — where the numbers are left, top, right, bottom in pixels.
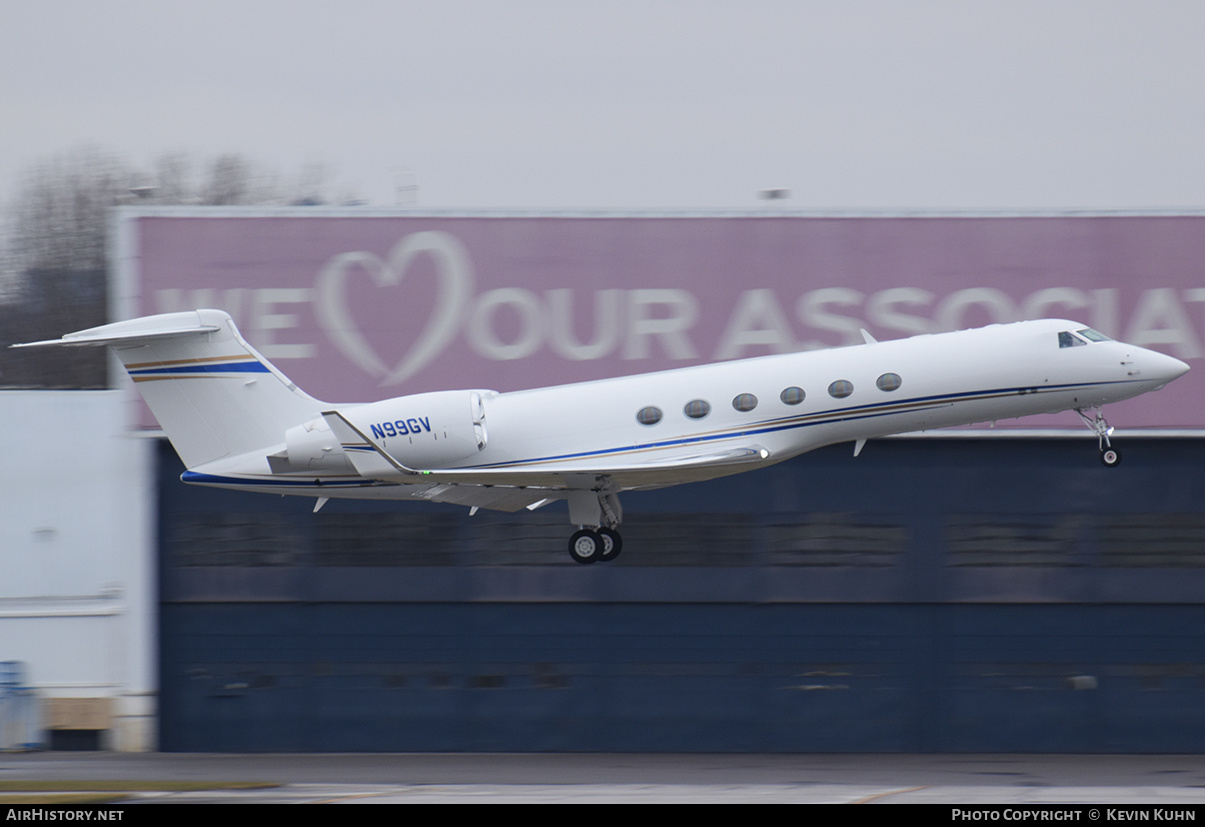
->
5, 752, 1205, 804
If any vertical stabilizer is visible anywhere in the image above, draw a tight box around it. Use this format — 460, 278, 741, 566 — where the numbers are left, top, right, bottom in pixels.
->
14, 310, 325, 469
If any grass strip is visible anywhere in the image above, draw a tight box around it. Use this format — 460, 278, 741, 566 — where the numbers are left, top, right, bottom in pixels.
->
0, 780, 277, 792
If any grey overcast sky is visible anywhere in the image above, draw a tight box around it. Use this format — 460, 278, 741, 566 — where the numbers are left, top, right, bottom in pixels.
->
2, 0, 1204, 210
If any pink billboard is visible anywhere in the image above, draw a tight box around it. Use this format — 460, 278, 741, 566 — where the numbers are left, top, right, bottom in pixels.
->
127, 211, 1205, 429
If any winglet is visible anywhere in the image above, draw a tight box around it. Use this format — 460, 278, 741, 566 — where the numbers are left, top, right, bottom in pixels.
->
322, 409, 415, 477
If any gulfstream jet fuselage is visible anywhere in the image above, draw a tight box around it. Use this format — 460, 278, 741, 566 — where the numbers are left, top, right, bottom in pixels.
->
16, 310, 1189, 563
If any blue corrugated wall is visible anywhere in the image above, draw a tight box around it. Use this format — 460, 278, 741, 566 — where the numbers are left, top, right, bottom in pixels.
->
158, 436, 1205, 752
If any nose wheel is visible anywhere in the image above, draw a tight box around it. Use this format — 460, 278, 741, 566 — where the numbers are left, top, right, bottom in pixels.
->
1077, 407, 1121, 468
568, 527, 623, 564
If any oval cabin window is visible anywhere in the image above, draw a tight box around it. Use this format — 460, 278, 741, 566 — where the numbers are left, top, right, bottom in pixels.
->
732, 393, 758, 412
876, 373, 902, 392
828, 380, 853, 399
780, 386, 805, 405
636, 406, 663, 425
683, 399, 711, 419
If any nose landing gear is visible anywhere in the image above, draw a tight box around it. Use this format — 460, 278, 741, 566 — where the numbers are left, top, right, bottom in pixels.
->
1077, 407, 1121, 467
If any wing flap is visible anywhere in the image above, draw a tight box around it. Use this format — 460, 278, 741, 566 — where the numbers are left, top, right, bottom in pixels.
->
598, 445, 770, 471
408, 482, 558, 513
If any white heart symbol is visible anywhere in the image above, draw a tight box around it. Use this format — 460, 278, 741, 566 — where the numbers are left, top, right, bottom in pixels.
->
315, 231, 475, 387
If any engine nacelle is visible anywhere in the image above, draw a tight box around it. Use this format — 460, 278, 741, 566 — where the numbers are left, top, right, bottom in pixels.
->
268, 417, 354, 474
285, 418, 352, 472
338, 389, 490, 470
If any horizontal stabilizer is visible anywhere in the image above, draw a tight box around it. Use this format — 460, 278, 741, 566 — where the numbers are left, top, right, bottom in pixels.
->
11, 311, 221, 348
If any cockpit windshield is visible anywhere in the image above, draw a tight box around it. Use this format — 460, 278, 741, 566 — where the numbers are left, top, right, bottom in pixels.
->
1059, 328, 1111, 348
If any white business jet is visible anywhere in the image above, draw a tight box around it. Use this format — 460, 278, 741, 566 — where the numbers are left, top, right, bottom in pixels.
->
15, 310, 1189, 564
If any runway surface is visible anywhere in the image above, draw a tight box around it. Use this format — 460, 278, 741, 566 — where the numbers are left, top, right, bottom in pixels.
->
5, 753, 1205, 803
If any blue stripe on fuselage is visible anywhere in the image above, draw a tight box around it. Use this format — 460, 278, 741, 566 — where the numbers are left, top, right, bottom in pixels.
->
181, 471, 386, 488
130, 361, 270, 376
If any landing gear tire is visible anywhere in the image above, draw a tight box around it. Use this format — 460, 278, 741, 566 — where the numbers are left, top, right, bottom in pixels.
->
569, 529, 602, 564
1078, 407, 1122, 469
598, 527, 623, 562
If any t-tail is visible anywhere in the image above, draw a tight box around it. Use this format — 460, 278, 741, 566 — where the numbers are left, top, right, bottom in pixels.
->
13, 310, 323, 469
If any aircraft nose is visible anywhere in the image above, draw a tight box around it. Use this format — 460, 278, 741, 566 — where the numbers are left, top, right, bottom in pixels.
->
1146, 350, 1190, 385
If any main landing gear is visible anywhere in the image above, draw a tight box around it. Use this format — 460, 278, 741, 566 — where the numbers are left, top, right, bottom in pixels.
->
568, 527, 623, 564
565, 484, 624, 564
1076, 407, 1121, 467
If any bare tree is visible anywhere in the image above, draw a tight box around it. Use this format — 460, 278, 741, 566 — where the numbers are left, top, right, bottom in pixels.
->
0, 148, 132, 385
201, 153, 252, 205
153, 152, 195, 204
1, 147, 356, 387
9, 146, 134, 275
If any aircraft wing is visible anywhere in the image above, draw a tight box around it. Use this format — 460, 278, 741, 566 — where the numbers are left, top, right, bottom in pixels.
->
417, 444, 773, 489
357, 445, 771, 515
322, 408, 771, 493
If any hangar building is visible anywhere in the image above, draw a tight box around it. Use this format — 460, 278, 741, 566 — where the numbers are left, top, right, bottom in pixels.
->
4, 209, 1204, 751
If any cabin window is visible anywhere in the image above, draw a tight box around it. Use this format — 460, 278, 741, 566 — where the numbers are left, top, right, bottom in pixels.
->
1058, 331, 1087, 348
1078, 328, 1111, 342
732, 393, 758, 412
828, 380, 853, 399
876, 373, 902, 392
683, 399, 711, 419
780, 386, 805, 405
636, 406, 663, 425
